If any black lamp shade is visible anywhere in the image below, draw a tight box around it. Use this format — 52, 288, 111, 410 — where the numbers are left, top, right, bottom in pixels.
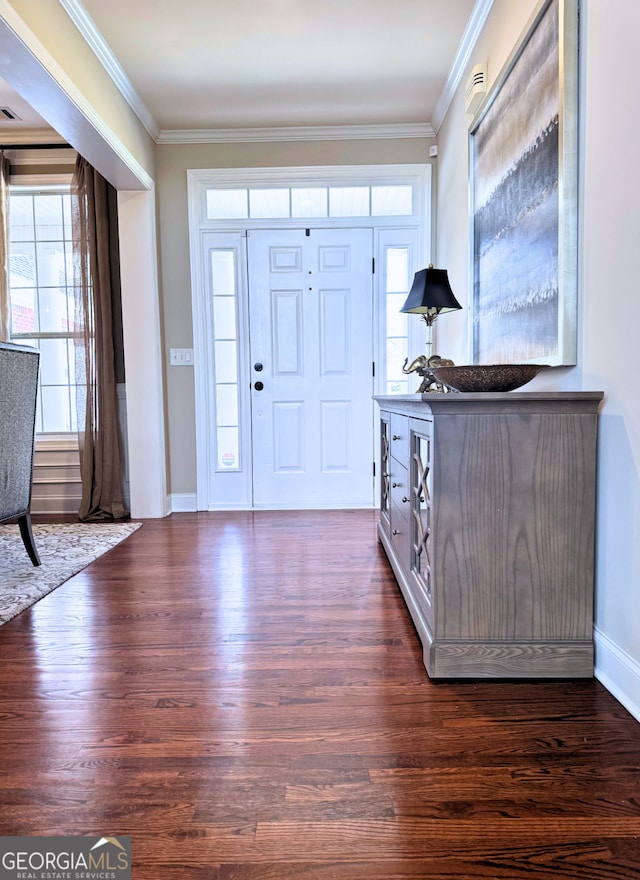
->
400, 267, 462, 319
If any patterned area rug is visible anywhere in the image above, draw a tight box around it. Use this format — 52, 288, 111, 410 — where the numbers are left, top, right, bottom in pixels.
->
0, 522, 141, 624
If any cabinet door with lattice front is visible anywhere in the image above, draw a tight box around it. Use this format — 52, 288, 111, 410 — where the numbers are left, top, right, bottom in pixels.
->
379, 412, 391, 536
409, 418, 434, 628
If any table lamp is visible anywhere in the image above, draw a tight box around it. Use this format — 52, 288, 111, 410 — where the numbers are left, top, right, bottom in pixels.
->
400, 265, 462, 391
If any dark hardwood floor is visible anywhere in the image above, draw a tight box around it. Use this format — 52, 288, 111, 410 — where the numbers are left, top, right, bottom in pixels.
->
1, 510, 639, 878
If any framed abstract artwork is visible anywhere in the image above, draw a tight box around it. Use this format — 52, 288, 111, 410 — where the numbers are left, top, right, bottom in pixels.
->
469, 0, 579, 365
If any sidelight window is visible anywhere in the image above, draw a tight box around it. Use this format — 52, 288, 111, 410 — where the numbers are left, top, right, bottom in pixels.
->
385, 246, 410, 393
210, 249, 241, 471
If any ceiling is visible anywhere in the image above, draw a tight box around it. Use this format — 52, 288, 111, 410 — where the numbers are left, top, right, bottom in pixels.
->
0, 0, 480, 141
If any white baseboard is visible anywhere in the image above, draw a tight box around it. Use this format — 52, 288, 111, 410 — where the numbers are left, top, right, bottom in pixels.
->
170, 493, 197, 512
594, 626, 640, 723
168, 497, 376, 513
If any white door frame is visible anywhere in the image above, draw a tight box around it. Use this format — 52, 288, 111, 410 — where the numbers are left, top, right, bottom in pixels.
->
187, 165, 431, 510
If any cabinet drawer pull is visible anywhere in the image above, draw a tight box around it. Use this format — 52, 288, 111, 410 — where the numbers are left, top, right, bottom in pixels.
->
392, 434, 401, 441
392, 481, 401, 488
392, 529, 400, 535
402, 496, 409, 503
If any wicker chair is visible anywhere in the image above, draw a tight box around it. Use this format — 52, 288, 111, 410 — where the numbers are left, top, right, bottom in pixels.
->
0, 341, 41, 565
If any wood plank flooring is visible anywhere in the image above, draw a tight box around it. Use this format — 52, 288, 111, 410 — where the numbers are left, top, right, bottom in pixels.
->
0, 510, 639, 878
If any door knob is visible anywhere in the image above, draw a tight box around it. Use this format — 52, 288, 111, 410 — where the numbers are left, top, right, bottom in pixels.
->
254, 381, 264, 391
254, 362, 263, 372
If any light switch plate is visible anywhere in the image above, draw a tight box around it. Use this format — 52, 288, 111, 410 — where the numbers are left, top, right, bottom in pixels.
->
170, 348, 194, 366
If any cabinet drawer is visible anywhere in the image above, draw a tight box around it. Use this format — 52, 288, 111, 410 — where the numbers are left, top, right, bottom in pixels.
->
390, 413, 409, 466
390, 464, 411, 514
390, 501, 410, 571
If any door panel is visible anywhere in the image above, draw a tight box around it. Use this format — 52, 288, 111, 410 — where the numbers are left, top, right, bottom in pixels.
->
248, 228, 373, 508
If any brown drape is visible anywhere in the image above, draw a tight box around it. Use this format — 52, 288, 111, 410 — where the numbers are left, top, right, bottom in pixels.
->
0, 154, 11, 342
71, 156, 127, 522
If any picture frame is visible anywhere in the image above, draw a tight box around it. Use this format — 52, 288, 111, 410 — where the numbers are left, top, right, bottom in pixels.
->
469, 0, 579, 366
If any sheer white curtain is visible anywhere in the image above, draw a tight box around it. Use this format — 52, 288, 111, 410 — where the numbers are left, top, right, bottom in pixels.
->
0, 154, 10, 342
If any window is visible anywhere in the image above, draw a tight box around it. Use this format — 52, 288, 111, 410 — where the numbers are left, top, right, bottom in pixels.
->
8, 186, 76, 433
384, 245, 411, 394
205, 183, 414, 221
210, 249, 241, 471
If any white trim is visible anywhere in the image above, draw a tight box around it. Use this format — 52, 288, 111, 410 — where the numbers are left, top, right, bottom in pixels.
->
252, 502, 377, 511
189, 231, 253, 510
158, 123, 434, 145
190, 163, 430, 186
56, 0, 160, 141
594, 626, 640, 723
170, 493, 198, 513
189, 164, 431, 233
188, 164, 430, 511
0, 1, 153, 190
432, 0, 496, 133
117, 188, 168, 518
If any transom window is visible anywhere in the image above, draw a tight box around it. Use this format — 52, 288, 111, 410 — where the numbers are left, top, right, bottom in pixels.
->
206, 184, 413, 221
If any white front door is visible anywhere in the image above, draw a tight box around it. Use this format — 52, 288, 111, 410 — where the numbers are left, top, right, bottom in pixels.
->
248, 228, 374, 508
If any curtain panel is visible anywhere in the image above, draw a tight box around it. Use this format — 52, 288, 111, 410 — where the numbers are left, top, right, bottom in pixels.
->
0, 154, 11, 342
71, 156, 127, 522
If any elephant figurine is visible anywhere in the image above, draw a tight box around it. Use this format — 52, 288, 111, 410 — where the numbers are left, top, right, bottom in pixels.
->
402, 354, 455, 393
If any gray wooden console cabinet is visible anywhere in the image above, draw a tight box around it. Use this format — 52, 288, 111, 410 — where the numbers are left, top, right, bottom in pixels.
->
374, 392, 604, 679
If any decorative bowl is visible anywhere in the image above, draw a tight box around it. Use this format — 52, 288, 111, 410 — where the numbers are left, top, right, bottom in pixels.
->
428, 363, 550, 393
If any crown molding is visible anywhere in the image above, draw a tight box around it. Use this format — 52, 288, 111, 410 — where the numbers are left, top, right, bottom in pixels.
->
157, 122, 435, 145
432, 0, 495, 134
57, 0, 160, 141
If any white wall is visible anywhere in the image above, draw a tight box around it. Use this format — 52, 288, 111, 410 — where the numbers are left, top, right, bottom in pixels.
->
578, 0, 640, 717
436, 0, 640, 719
118, 189, 169, 518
